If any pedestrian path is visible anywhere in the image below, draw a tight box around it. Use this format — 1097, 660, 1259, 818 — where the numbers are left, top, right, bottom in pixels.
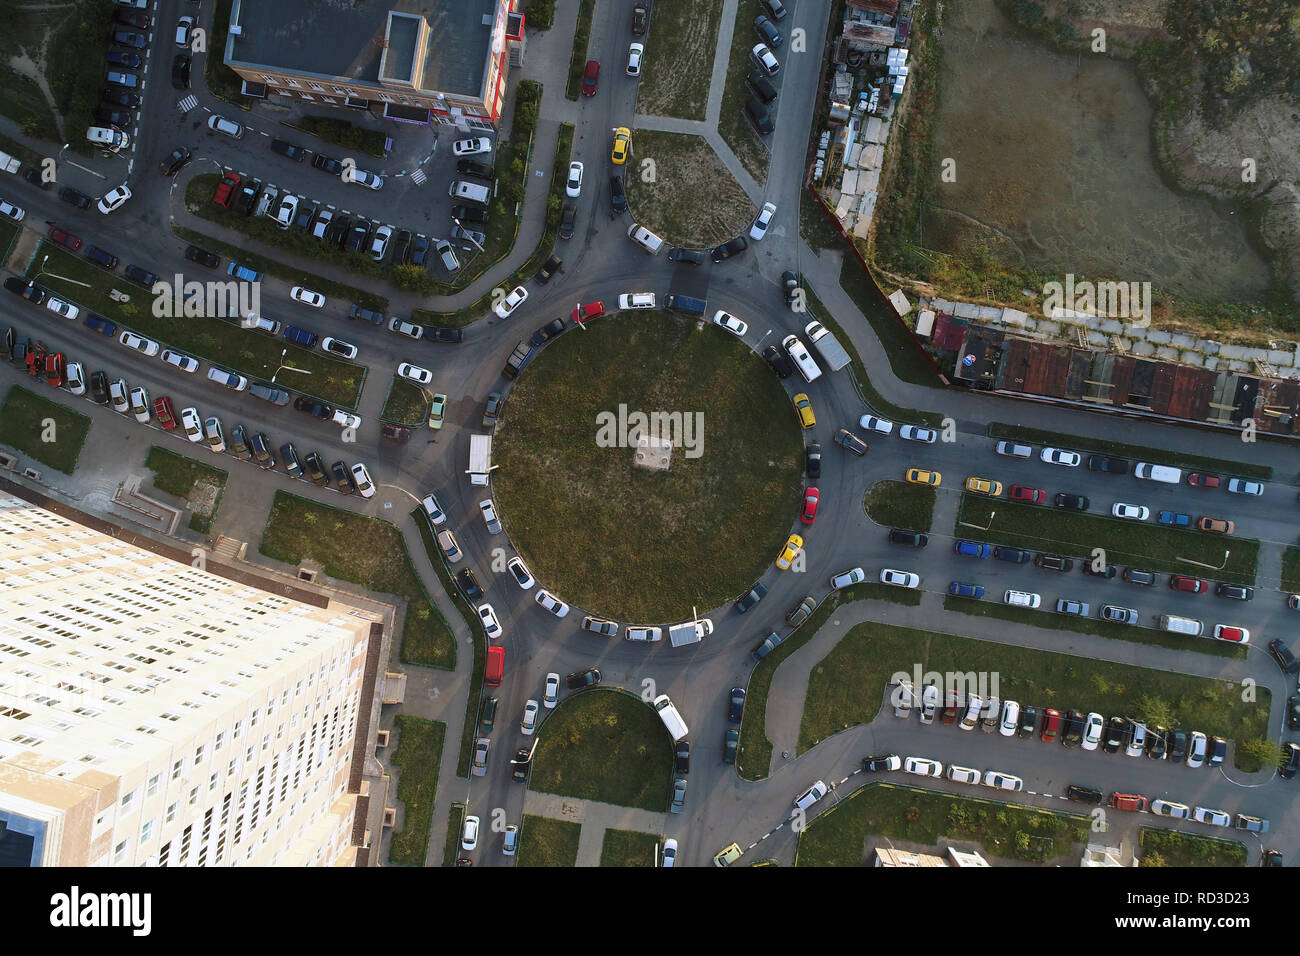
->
524, 791, 666, 866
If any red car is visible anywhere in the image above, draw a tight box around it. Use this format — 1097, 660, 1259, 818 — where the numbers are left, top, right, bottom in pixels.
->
571, 300, 605, 324
1187, 473, 1220, 489
212, 172, 241, 208
801, 487, 819, 525
47, 226, 82, 251
581, 59, 600, 96
1009, 484, 1046, 505
25, 346, 45, 378
1109, 792, 1148, 812
1040, 708, 1061, 742
1169, 575, 1207, 593
44, 351, 65, 388
153, 395, 177, 430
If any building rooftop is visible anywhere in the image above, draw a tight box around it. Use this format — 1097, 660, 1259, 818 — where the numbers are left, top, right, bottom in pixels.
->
228, 0, 496, 97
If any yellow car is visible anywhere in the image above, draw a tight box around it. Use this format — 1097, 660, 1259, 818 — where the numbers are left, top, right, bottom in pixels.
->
793, 393, 816, 429
611, 127, 631, 165
905, 468, 941, 486
776, 533, 803, 571
712, 843, 743, 867
964, 476, 1003, 496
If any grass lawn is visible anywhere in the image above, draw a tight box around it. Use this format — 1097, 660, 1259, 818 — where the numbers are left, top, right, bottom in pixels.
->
986, 423, 1273, 481
954, 495, 1259, 585
492, 311, 804, 622
797, 619, 1264, 762
519, 815, 582, 867
864, 480, 937, 532
737, 581, 923, 779
1138, 826, 1247, 867
0, 219, 20, 260
46, 0, 117, 151
260, 492, 455, 668
288, 115, 387, 157
442, 802, 466, 866
529, 689, 674, 811
0, 385, 90, 474
387, 716, 446, 866
717, 0, 773, 183
624, 130, 754, 247
564, 0, 598, 100
144, 446, 228, 534
1283, 547, 1300, 593
636, 0, 726, 120
600, 829, 662, 867
26, 241, 366, 409
796, 783, 1090, 866
381, 378, 428, 426
839, 254, 947, 387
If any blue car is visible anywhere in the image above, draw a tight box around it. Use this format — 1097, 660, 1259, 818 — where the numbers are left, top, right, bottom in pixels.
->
283, 325, 318, 348
84, 314, 117, 336
949, 581, 985, 599
954, 540, 992, 558
227, 261, 264, 283
1158, 510, 1191, 527
728, 687, 746, 723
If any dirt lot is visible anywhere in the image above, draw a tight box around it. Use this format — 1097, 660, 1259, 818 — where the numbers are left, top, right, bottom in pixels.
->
624, 130, 754, 247
635, 0, 725, 120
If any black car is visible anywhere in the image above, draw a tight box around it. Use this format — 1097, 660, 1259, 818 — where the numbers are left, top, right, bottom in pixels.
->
59, 187, 92, 209
159, 147, 192, 176
331, 459, 355, 493
558, 203, 576, 240
249, 433, 275, 469
409, 234, 430, 267
1086, 454, 1131, 474
535, 255, 563, 284
754, 14, 782, 46
89, 370, 110, 405
805, 442, 821, 479
107, 51, 142, 69
1215, 583, 1253, 601
293, 397, 333, 420
345, 222, 370, 253
1102, 716, 1127, 754
1081, 562, 1116, 578
85, 245, 119, 270
1281, 742, 1300, 780
565, 667, 601, 690
888, 529, 928, 547
450, 204, 488, 225
782, 270, 800, 306
529, 318, 566, 346
111, 29, 148, 49
270, 138, 307, 162
427, 326, 464, 344
0, 326, 13, 360
1146, 725, 1168, 759
124, 264, 157, 287
1268, 639, 1299, 674
227, 425, 251, 460
1208, 735, 1227, 767
734, 582, 768, 613
728, 687, 746, 723
993, 546, 1030, 564
280, 442, 303, 478
1054, 492, 1089, 511
312, 153, 343, 175
668, 247, 707, 265
1018, 705, 1038, 738
101, 88, 141, 108
862, 754, 899, 773
1066, 785, 1103, 804
391, 230, 412, 265
712, 235, 749, 262
1061, 710, 1085, 747
609, 175, 627, 213
456, 159, 495, 180
96, 107, 132, 126
1169, 728, 1188, 764
674, 740, 690, 774
171, 54, 191, 89
511, 747, 531, 783
1034, 553, 1073, 572
303, 453, 329, 486
1288, 696, 1300, 731
4, 276, 46, 304
632, 2, 648, 34
762, 344, 794, 378
456, 568, 484, 601
183, 244, 220, 268
233, 178, 261, 216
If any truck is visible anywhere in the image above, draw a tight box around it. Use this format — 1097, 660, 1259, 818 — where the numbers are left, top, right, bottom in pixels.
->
668, 617, 714, 648
0, 150, 20, 174
664, 294, 707, 316
804, 320, 850, 371
468, 434, 494, 486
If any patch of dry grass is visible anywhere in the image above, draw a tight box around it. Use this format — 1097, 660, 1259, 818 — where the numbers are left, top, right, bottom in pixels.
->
636, 0, 726, 119
624, 130, 754, 247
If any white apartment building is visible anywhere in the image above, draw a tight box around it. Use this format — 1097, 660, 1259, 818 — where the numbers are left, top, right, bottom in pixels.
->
0, 497, 383, 867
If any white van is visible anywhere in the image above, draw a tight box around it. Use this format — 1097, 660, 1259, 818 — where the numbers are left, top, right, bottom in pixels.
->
207, 367, 249, 391
782, 334, 822, 383
86, 126, 129, 152
618, 292, 656, 309
627, 222, 664, 255
1134, 462, 1182, 484
245, 314, 282, 335
995, 441, 1032, 459
1159, 614, 1203, 636
1003, 589, 1041, 608
448, 180, 491, 204
652, 694, 689, 742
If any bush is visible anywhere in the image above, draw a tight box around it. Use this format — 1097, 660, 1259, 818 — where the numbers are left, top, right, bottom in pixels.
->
526, 0, 557, 30
294, 115, 388, 157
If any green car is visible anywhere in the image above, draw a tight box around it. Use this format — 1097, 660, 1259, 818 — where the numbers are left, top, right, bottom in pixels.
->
429, 392, 447, 430
723, 729, 739, 764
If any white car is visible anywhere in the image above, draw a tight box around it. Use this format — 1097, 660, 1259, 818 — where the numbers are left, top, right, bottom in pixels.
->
829, 567, 865, 590
453, 137, 493, 156
119, 330, 160, 356
903, 757, 943, 778
1040, 447, 1081, 466
507, 556, 535, 590
1187, 731, 1208, 768
289, 286, 325, 309
752, 42, 780, 75
998, 700, 1020, 737
946, 765, 980, 784
1226, 477, 1263, 496
503, 825, 519, 856
203, 416, 225, 453
535, 589, 570, 618
661, 838, 677, 868
899, 424, 937, 443
108, 378, 129, 413
331, 410, 361, 431
791, 780, 828, 814
180, 406, 203, 442
129, 386, 150, 423
543, 673, 560, 708
626, 42, 644, 76
917, 684, 939, 725
161, 349, 200, 373
1193, 806, 1230, 827
1081, 712, 1103, 751
712, 310, 748, 337
565, 161, 583, 198
274, 194, 299, 229
860, 414, 894, 435
749, 201, 776, 240
477, 604, 502, 639
959, 696, 982, 730
479, 499, 502, 534
397, 363, 433, 384
493, 285, 529, 319
46, 297, 79, 320
1124, 722, 1147, 758
880, 568, 919, 588
348, 168, 384, 190
388, 317, 424, 340
1151, 800, 1191, 819
420, 493, 447, 526
370, 224, 392, 261
521, 699, 540, 735
982, 771, 1023, 791
321, 336, 358, 359
351, 462, 375, 498
1111, 503, 1149, 520
65, 361, 86, 395
1212, 624, 1250, 644
175, 15, 193, 47
97, 183, 131, 214
461, 815, 480, 851
206, 114, 245, 139
0, 199, 24, 221
625, 626, 662, 642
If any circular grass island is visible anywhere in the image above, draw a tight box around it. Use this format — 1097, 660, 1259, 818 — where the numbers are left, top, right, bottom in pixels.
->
492, 311, 804, 623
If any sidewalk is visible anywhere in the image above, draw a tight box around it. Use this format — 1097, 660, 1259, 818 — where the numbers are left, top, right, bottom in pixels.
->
524, 791, 666, 866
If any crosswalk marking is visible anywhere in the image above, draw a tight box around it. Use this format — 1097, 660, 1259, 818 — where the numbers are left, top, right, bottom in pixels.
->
177, 95, 199, 114
409, 167, 427, 186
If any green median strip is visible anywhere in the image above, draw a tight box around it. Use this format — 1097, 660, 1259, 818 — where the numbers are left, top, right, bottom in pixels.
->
144, 445, 228, 534
0, 385, 90, 474
1282, 547, 1300, 593
518, 815, 582, 867
1138, 826, 1247, 867
387, 716, 446, 866
600, 829, 662, 867
864, 479, 936, 532
565, 0, 598, 100
986, 422, 1273, 481
381, 377, 428, 426
442, 802, 467, 867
